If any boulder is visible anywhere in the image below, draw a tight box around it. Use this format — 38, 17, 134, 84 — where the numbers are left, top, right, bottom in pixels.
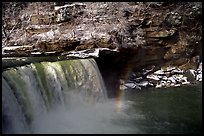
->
124, 82, 136, 89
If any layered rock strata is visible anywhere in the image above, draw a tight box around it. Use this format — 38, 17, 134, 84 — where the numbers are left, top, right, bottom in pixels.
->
2, 2, 202, 95
2, 3, 202, 62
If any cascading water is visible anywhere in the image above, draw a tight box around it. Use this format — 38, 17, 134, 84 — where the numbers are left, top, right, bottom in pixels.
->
2, 58, 202, 134
2, 58, 109, 134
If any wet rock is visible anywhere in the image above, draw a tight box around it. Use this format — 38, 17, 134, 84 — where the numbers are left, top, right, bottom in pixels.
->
136, 81, 149, 87
122, 80, 145, 90
196, 73, 202, 82
174, 84, 181, 87
181, 79, 190, 85
127, 62, 202, 91
147, 74, 160, 81
124, 82, 136, 89
142, 65, 156, 75
154, 69, 165, 75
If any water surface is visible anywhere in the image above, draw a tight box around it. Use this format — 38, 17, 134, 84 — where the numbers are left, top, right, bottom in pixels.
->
121, 83, 202, 134
31, 83, 202, 134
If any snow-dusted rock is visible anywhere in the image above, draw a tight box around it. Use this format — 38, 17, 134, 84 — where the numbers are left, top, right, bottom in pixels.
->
155, 83, 162, 88
147, 74, 160, 81
174, 84, 181, 87
126, 61, 202, 91
170, 68, 183, 74
154, 69, 165, 75
196, 73, 202, 81
168, 76, 176, 83
136, 81, 149, 87
124, 82, 136, 89
163, 76, 168, 80
182, 81, 190, 85
166, 66, 176, 71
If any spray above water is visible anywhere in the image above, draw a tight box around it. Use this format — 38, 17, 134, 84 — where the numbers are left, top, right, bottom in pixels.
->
31, 97, 134, 134
2, 58, 134, 134
3, 58, 201, 134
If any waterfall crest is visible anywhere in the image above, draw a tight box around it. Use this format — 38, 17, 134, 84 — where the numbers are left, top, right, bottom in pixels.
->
2, 58, 107, 134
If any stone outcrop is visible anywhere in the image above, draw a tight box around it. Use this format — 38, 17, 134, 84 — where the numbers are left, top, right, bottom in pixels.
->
120, 62, 202, 90
2, 2, 201, 65
2, 2, 202, 95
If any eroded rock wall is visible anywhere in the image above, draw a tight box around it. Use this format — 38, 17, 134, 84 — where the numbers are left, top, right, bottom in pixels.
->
2, 2, 202, 95
3, 2, 202, 67
2, 2, 202, 97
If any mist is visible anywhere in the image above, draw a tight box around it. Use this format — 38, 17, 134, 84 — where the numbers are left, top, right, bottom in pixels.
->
30, 92, 136, 134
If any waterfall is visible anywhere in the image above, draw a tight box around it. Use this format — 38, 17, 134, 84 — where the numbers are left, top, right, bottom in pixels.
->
2, 58, 108, 134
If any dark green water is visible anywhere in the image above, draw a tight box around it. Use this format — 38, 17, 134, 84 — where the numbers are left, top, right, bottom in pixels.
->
11, 83, 202, 134
120, 83, 202, 134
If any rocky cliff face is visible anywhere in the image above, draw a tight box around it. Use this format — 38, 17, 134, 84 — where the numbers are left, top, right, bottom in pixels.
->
2, 2, 202, 96
2, 2, 202, 65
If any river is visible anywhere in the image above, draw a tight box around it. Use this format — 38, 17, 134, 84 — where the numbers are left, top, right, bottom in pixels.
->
2, 58, 202, 134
